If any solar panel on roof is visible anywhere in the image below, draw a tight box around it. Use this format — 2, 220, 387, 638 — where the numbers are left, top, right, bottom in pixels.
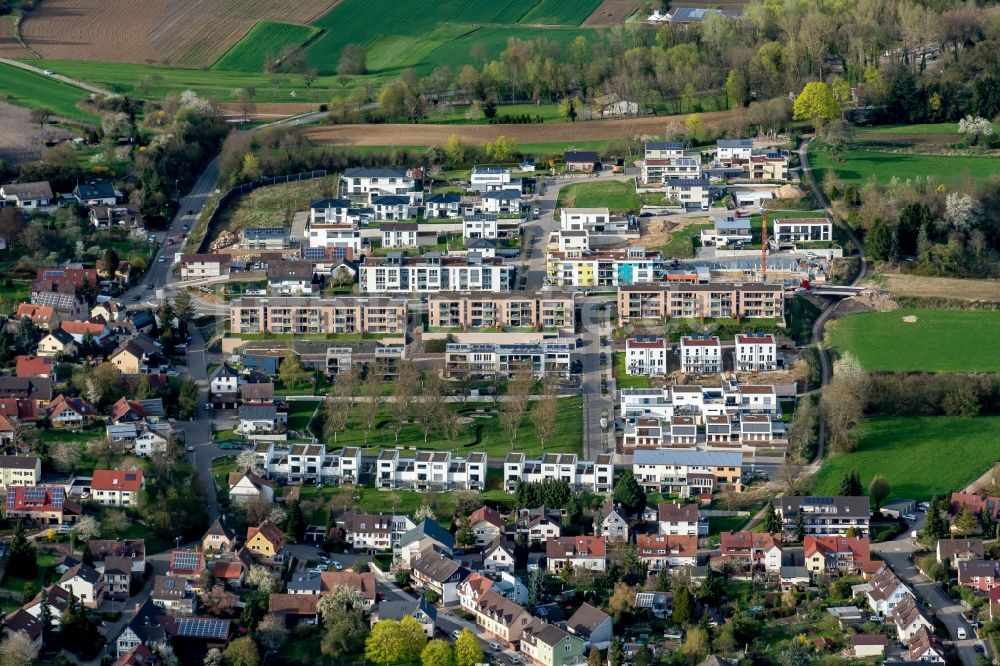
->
6, 488, 14, 508
177, 618, 229, 639
172, 551, 202, 571
24, 487, 46, 502
303, 248, 325, 260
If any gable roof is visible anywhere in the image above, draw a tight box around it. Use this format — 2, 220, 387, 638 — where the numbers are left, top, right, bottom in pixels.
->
547, 536, 606, 559
413, 549, 464, 583
400, 518, 455, 550
203, 517, 235, 541
319, 571, 377, 599
658, 502, 699, 523
567, 602, 610, 636
469, 506, 504, 529
247, 519, 284, 549
92, 469, 144, 492
15, 355, 54, 378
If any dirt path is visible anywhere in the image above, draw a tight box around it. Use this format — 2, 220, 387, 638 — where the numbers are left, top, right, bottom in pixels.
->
302, 110, 737, 146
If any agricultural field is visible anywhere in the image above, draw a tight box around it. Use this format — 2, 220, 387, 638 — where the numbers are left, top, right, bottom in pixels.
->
0, 63, 97, 124
556, 179, 640, 212
869, 273, 1000, 303
812, 416, 1000, 501
582, 0, 641, 26
0, 102, 75, 166
213, 22, 321, 73
825, 309, 1000, 372
0, 16, 32, 59
20, 0, 336, 67
520, 0, 603, 25
808, 143, 1000, 187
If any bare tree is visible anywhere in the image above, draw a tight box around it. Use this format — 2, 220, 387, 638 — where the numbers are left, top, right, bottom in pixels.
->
200, 585, 239, 616
323, 389, 351, 443
0, 629, 39, 666
821, 352, 868, 454
420, 370, 447, 444
500, 364, 533, 447
50, 441, 81, 472
358, 361, 386, 445
30, 107, 51, 129
777, 459, 804, 495
531, 376, 559, 450
390, 361, 419, 443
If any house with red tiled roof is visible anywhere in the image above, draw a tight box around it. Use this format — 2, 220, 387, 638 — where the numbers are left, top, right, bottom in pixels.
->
6, 485, 82, 525
13, 303, 57, 330
46, 394, 97, 428
458, 572, 495, 613
0, 397, 38, 424
319, 571, 377, 608
15, 355, 56, 379
91, 470, 145, 507
59, 320, 110, 344
246, 520, 285, 558
113, 645, 161, 666
546, 536, 607, 573
468, 505, 505, 546
637, 533, 697, 569
804, 536, 876, 576
714, 531, 782, 573
951, 492, 1000, 523
957, 559, 1000, 592
907, 626, 945, 662
268, 594, 319, 625
0, 415, 14, 447
167, 550, 205, 578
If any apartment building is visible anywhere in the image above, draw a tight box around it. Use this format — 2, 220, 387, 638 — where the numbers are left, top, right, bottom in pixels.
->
625, 336, 669, 376
715, 531, 783, 573
632, 449, 743, 497
470, 166, 514, 193
503, 453, 614, 493
560, 208, 610, 233
480, 190, 522, 215
380, 223, 419, 248
444, 341, 573, 379
307, 221, 363, 255
777, 496, 871, 537
636, 533, 697, 569
716, 139, 753, 161
334, 509, 415, 551
773, 218, 832, 244
463, 214, 499, 240
180, 254, 231, 281
680, 336, 722, 374
616, 282, 784, 322
230, 296, 406, 335
340, 167, 414, 202
359, 253, 513, 293
0, 456, 41, 488
713, 140, 790, 180
427, 291, 575, 331
620, 381, 780, 423
663, 178, 710, 210
700, 216, 752, 248
641, 142, 703, 184
546, 248, 663, 288
735, 333, 777, 372
472, 589, 532, 649
254, 443, 362, 485
371, 195, 411, 221
375, 450, 486, 491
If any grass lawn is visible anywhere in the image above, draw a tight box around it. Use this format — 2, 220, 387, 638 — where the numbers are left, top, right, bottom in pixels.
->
321, 397, 584, 458
0, 62, 98, 124
1, 551, 60, 602
216, 175, 338, 235
614, 352, 651, 389
825, 309, 1000, 372
0, 279, 31, 312
812, 416, 1000, 502
708, 515, 748, 534
662, 223, 711, 259
808, 143, 1000, 187
784, 294, 821, 346
556, 179, 639, 213
212, 456, 237, 497
428, 102, 565, 125
213, 22, 322, 73
286, 401, 321, 432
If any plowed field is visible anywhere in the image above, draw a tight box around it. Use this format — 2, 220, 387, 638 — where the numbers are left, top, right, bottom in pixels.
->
303, 111, 735, 146
0, 16, 33, 58
582, 0, 640, 26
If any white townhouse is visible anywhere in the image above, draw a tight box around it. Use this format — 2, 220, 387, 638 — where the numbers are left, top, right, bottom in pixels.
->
254, 443, 362, 486
380, 222, 419, 248
375, 450, 487, 491
503, 453, 615, 493
340, 167, 414, 202
680, 336, 722, 374
716, 139, 754, 161
371, 195, 411, 221
735, 334, 777, 372
470, 165, 513, 192
307, 222, 363, 255
773, 217, 832, 244
620, 381, 781, 424
560, 207, 610, 233
632, 449, 743, 497
625, 336, 669, 376
424, 193, 462, 218
463, 214, 499, 240
480, 189, 521, 215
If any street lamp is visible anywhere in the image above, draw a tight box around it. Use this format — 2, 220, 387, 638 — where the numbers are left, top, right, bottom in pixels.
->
174, 535, 181, 549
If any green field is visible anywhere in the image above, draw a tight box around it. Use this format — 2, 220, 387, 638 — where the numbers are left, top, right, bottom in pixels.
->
519, 0, 602, 24
825, 309, 1000, 372
614, 352, 652, 389
0, 63, 98, 123
812, 416, 1000, 501
430, 102, 566, 124
214, 22, 322, 73
808, 144, 1000, 186
662, 223, 711, 258
557, 179, 639, 212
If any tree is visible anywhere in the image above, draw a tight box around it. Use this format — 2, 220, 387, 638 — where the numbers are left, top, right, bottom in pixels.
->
954, 505, 979, 536
72, 515, 100, 542
255, 613, 289, 651
869, 475, 890, 511
792, 81, 840, 129
443, 134, 465, 165
0, 628, 40, 666
527, 568, 545, 608
235, 449, 264, 476
50, 440, 81, 472
685, 113, 705, 142
614, 470, 647, 517
609, 637, 625, 666
500, 364, 532, 445
246, 565, 276, 594
173, 290, 195, 324
13, 316, 37, 354
204, 648, 224, 666
177, 378, 199, 420
390, 361, 419, 443
764, 499, 781, 533
682, 626, 709, 663
633, 645, 654, 666
531, 377, 558, 450
6, 521, 35, 579
822, 352, 867, 454
101, 247, 120, 277
865, 217, 893, 260
422, 639, 455, 666
30, 107, 51, 129
222, 637, 260, 666
781, 639, 812, 666
324, 387, 351, 443
338, 43, 367, 76
200, 585, 239, 616
366, 620, 404, 665
794, 513, 806, 542
587, 646, 602, 666
38, 587, 52, 643
820, 119, 856, 159
943, 192, 980, 231
486, 135, 515, 162
957, 115, 994, 146
105, 509, 129, 536
286, 500, 305, 542
322, 609, 368, 658
672, 585, 694, 625
317, 585, 365, 619
608, 582, 635, 622
455, 629, 483, 666
279, 351, 310, 390
840, 471, 862, 496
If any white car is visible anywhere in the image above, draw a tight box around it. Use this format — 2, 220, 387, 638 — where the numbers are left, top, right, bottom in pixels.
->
331, 561, 344, 570
450, 630, 461, 639
309, 564, 329, 574
957, 628, 967, 640
43, 69, 54, 75
158, 256, 166, 263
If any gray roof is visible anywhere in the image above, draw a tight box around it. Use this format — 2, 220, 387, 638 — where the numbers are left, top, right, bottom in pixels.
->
481, 189, 521, 201
238, 405, 277, 421
633, 449, 743, 467
425, 193, 461, 204
377, 597, 438, 622
564, 151, 599, 162
781, 496, 871, 520
343, 167, 409, 179
2, 181, 52, 199
286, 572, 322, 593
399, 518, 455, 550
412, 549, 463, 583
372, 195, 410, 205
381, 222, 418, 232
665, 178, 709, 187
472, 166, 510, 174
310, 198, 351, 209
646, 141, 684, 151
74, 180, 116, 199
0, 455, 38, 470
717, 139, 753, 149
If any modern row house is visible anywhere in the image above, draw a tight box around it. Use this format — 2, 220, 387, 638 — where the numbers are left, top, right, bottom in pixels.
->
620, 380, 780, 423
503, 453, 615, 493
375, 450, 487, 491
359, 253, 514, 293
427, 291, 575, 331
617, 282, 784, 322
229, 296, 407, 336
253, 443, 362, 485
777, 496, 872, 537
546, 247, 663, 288
444, 341, 573, 379
632, 449, 743, 497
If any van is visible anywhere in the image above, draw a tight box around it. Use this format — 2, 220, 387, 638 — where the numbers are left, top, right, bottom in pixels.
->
957, 628, 967, 640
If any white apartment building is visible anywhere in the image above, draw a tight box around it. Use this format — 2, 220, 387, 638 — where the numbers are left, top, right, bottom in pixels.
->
620, 382, 781, 423
480, 190, 521, 215
557, 230, 590, 253
503, 453, 615, 493
308, 222, 363, 254
716, 139, 754, 161
444, 341, 573, 379
180, 254, 230, 281
735, 334, 777, 372
632, 449, 743, 497
470, 166, 513, 192
309, 198, 368, 226
773, 218, 832, 244
778, 496, 872, 536
560, 208, 610, 232
375, 450, 487, 491
380, 223, 419, 248
664, 178, 710, 210
425, 193, 462, 218
359, 254, 514, 293
371, 195, 411, 221
680, 336, 722, 374
253, 443, 362, 485
463, 214, 498, 240
625, 336, 669, 376
340, 167, 414, 202
642, 151, 703, 184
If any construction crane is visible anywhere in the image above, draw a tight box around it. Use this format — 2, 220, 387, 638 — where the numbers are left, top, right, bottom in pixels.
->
760, 211, 768, 282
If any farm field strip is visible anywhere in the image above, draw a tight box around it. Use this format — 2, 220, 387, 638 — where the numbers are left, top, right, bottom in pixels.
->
808, 144, 1000, 186
0, 62, 98, 123
519, 0, 603, 25
213, 22, 322, 72
825, 309, 1000, 372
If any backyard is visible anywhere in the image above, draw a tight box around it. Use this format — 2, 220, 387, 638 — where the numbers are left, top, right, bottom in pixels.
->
614, 352, 652, 389
812, 415, 1000, 501
825, 309, 1000, 372
556, 179, 640, 213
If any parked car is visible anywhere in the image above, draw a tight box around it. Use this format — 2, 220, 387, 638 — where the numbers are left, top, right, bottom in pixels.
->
331, 561, 344, 570
957, 628, 967, 640
158, 256, 166, 263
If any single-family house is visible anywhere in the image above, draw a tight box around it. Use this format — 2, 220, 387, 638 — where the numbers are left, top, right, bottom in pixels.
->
598, 502, 629, 542
518, 508, 562, 545
46, 394, 97, 428
891, 595, 934, 641
521, 622, 586, 666
637, 534, 697, 569
411, 549, 468, 605
564, 151, 599, 172
566, 602, 613, 650
113, 599, 167, 659
90, 469, 145, 506
227, 471, 274, 504
546, 536, 607, 573
1, 181, 53, 210
397, 518, 455, 567
151, 574, 196, 614
468, 506, 505, 547
472, 589, 532, 649
73, 180, 118, 206
715, 531, 782, 573
0, 455, 41, 488
907, 627, 945, 663
371, 597, 437, 637
246, 520, 285, 558
37, 329, 76, 357
238, 405, 280, 434
319, 571, 378, 609
866, 567, 913, 617
484, 536, 517, 574
658, 502, 702, 536
167, 550, 205, 578
15, 303, 58, 331
458, 573, 495, 614
380, 222, 419, 248
851, 634, 887, 658
58, 563, 104, 609
803, 536, 875, 576
937, 539, 984, 567
210, 363, 239, 409
958, 559, 1000, 592
15, 355, 56, 380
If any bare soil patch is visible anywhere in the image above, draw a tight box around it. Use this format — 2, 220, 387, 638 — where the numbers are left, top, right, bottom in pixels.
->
0, 102, 74, 166
874, 272, 1000, 303
901, 315, 918, 323
582, 0, 639, 26
304, 111, 736, 146
613, 216, 708, 248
